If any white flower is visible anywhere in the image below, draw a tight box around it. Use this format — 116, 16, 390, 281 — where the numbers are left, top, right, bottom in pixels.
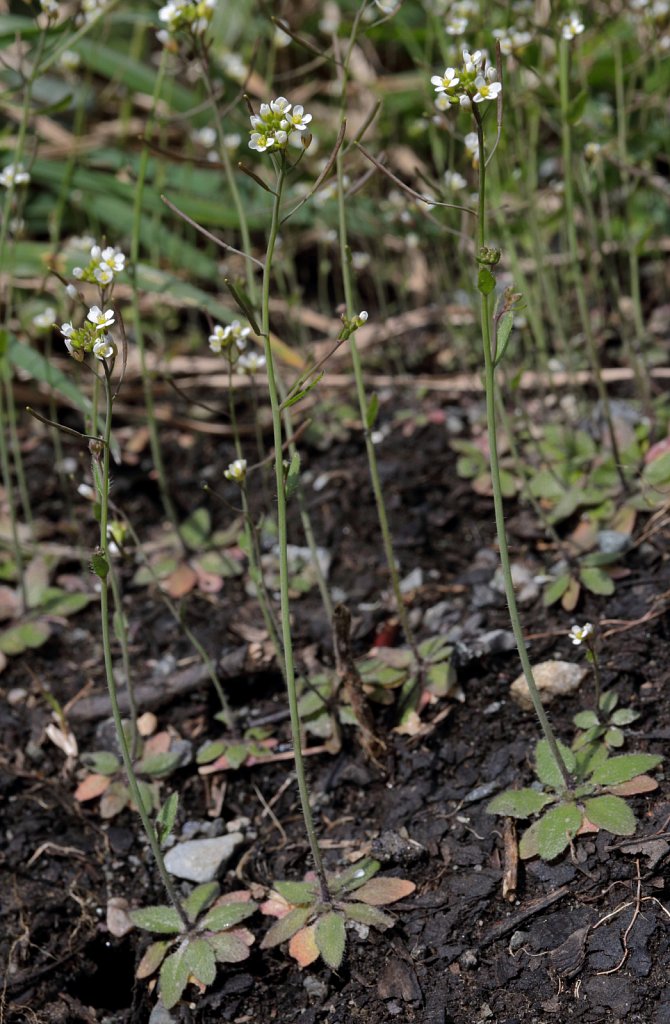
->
584, 142, 602, 161
100, 246, 126, 273
93, 335, 115, 360
94, 267, 114, 285
318, 2, 341, 33
569, 622, 594, 645
351, 251, 370, 270
270, 96, 292, 115
431, 67, 460, 92
222, 52, 247, 82
561, 13, 585, 40
208, 325, 226, 352
473, 76, 502, 102
249, 132, 274, 153
446, 17, 468, 35
434, 94, 451, 112
33, 307, 57, 330
462, 48, 483, 73
87, 305, 115, 330
60, 322, 75, 338
66, 283, 78, 299
40, 0, 59, 15
289, 105, 312, 130
192, 126, 217, 148
224, 458, 247, 483
0, 163, 30, 188
238, 352, 266, 374
274, 25, 292, 47
459, 93, 472, 109
354, 311, 368, 327
374, 0, 401, 12
58, 50, 81, 71
444, 170, 467, 190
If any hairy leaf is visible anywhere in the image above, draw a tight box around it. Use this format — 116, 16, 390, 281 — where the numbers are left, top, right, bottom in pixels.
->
130, 905, 185, 935
159, 944, 191, 1009
536, 803, 582, 860
136, 940, 170, 980
260, 906, 313, 948
183, 882, 220, 924
183, 937, 216, 986
535, 739, 576, 789
157, 792, 179, 847
200, 902, 256, 932
274, 880, 318, 905
487, 788, 554, 819
314, 911, 346, 969
207, 930, 252, 963
341, 902, 395, 930
590, 753, 663, 786
582, 796, 636, 836
83, 750, 120, 776
353, 877, 415, 906
289, 925, 320, 967
330, 858, 381, 894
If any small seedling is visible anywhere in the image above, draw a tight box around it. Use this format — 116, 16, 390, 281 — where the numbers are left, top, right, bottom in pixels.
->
488, 738, 663, 861
358, 635, 460, 729
196, 726, 277, 771
75, 734, 185, 819
131, 884, 256, 1009
573, 690, 640, 751
260, 858, 415, 969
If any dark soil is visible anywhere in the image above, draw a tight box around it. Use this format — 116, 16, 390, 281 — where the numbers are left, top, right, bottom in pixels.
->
2, 396, 670, 1024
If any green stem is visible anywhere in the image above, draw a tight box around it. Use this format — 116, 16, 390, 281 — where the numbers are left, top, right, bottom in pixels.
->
130, 50, 182, 539
261, 160, 329, 899
474, 111, 571, 790
97, 365, 189, 928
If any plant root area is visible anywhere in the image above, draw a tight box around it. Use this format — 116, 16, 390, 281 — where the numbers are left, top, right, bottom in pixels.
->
2, 407, 670, 1024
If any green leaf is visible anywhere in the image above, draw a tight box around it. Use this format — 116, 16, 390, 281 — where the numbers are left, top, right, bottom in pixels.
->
90, 553, 109, 580
130, 905, 185, 935
136, 751, 182, 778
477, 268, 495, 295
200, 901, 256, 932
536, 803, 582, 860
342, 902, 394, 930
605, 727, 625, 748
260, 906, 313, 948
518, 819, 541, 860
642, 450, 670, 488
196, 740, 227, 765
0, 15, 41, 41
38, 588, 92, 617
583, 795, 636, 836
574, 741, 609, 780
366, 393, 379, 429
183, 882, 220, 924
9, 336, 92, 419
535, 739, 576, 789
579, 567, 615, 597
274, 880, 318, 905
285, 451, 301, 501
183, 937, 216, 987
567, 89, 587, 124
610, 708, 639, 726
590, 753, 663, 786
330, 857, 381, 894
157, 792, 179, 847
282, 372, 324, 411
599, 691, 619, 714
543, 573, 571, 607
179, 508, 211, 551
83, 751, 120, 776
207, 931, 252, 963
223, 279, 262, 335
314, 911, 346, 970
573, 710, 599, 729
0, 620, 51, 655
136, 940, 171, 980
159, 944, 191, 1009
487, 788, 555, 819
494, 310, 514, 365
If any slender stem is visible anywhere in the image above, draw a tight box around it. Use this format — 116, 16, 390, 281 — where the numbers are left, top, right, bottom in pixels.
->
97, 366, 188, 927
261, 160, 329, 899
474, 111, 571, 789
130, 50, 182, 539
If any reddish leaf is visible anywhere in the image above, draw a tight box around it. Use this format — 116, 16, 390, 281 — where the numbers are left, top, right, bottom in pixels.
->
144, 731, 172, 755
288, 925, 320, 967
353, 877, 416, 906
561, 576, 581, 612
609, 775, 659, 796
259, 894, 291, 919
75, 773, 111, 802
161, 563, 198, 598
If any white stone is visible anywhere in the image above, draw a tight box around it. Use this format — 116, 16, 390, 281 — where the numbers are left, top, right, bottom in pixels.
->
510, 660, 587, 711
164, 832, 243, 883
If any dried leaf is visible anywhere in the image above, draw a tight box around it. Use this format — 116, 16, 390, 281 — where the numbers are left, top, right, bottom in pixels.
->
609, 775, 658, 796
352, 877, 415, 906
136, 940, 170, 979
289, 925, 320, 967
161, 563, 198, 598
74, 773, 112, 802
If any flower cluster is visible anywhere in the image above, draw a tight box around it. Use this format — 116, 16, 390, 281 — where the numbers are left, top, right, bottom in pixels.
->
40, 0, 59, 18
492, 26, 532, 55
569, 622, 594, 646
72, 243, 126, 287
338, 311, 369, 342
60, 306, 116, 361
560, 13, 585, 40
444, 0, 476, 36
158, 0, 215, 37
0, 163, 30, 189
208, 320, 251, 363
431, 47, 501, 113
33, 307, 57, 330
224, 458, 247, 484
248, 97, 313, 154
